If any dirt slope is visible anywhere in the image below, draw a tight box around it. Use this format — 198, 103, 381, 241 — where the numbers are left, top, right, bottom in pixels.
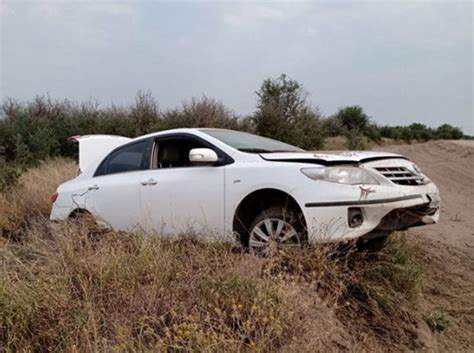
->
377, 141, 474, 351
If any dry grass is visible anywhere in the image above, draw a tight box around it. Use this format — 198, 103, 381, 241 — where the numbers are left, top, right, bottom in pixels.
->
0, 158, 76, 236
1, 226, 299, 351
1, 222, 425, 352
0, 159, 429, 351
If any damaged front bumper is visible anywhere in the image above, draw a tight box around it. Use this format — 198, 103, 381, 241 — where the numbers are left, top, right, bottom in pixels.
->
361, 201, 440, 240
301, 183, 440, 243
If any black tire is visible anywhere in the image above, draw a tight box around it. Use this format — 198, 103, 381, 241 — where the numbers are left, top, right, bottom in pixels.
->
69, 210, 105, 235
70, 210, 96, 224
246, 207, 307, 251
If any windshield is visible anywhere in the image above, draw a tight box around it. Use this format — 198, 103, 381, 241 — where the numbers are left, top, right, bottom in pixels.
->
200, 129, 304, 153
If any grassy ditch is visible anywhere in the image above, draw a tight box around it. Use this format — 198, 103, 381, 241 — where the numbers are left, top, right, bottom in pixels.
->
1, 159, 427, 351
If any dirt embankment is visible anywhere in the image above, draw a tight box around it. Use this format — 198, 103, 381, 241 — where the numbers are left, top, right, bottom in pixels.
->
377, 140, 474, 351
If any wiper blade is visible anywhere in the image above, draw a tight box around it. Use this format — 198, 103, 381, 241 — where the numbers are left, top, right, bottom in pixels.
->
238, 148, 303, 153
238, 148, 273, 153
270, 150, 300, 153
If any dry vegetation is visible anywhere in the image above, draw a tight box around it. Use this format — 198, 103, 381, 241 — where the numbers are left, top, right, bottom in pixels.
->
0, 159, 452, 352
0, 159, 76, 237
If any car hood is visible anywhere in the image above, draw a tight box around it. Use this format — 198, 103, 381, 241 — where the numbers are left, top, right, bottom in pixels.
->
260, 151, 406, 165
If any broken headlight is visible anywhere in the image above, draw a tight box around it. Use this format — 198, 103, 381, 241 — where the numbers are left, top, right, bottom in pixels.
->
301, 166, 379, 185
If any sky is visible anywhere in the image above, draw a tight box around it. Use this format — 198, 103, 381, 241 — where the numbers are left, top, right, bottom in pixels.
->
0, 0, 472, 134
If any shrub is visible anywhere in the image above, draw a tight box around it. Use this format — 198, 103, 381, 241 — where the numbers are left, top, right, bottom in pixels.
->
346, 129, 366, 150
161, 96, 243, 131
131, 90, 161, 135
407, 123, 435, 142
364, 123, 382, 142
436, 124, 464, 140
253, 74, 324, 150
335, 105, 369, 132
425, 310, 450, 333
0, 162, 22, 192
321, 115, 345, 137
1, 86, 466, 168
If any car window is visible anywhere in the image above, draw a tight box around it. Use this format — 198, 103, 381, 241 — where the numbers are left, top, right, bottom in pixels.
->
96, 139, 149, 176
153, 136, 209, 169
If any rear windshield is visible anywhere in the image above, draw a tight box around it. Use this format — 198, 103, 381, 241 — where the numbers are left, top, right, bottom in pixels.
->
200, 129, 304, 153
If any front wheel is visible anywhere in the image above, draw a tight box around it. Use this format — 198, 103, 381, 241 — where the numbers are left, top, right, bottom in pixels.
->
247, 207, 306, 253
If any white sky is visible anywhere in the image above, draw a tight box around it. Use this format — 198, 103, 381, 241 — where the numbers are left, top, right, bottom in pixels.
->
1, 0, 472, 133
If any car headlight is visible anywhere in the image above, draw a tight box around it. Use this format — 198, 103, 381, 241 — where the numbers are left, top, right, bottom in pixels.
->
301, 166, 379, 185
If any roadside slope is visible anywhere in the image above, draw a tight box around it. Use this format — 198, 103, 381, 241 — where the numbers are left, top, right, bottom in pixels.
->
377, 141, 474, 351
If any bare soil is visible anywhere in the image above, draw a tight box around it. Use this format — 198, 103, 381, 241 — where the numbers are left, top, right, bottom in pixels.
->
377, 140, 474, 351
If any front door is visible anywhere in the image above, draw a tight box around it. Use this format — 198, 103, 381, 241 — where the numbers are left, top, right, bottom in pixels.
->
139, 135, 225, 236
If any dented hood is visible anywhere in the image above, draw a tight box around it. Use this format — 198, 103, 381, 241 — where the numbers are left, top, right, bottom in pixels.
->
260, 151, 406, 165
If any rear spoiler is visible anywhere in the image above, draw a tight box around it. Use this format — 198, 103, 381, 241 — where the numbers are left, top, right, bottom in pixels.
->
69, 135, 131, 174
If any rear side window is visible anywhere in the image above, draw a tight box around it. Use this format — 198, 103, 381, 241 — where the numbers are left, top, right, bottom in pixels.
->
95, 139, 149, 176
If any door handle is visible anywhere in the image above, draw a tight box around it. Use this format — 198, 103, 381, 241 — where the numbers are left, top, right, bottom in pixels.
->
88, 184, 100, 191
140, 178, 158, 186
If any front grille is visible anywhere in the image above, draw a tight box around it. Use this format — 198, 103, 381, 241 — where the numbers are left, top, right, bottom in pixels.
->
374, 167, 426, 186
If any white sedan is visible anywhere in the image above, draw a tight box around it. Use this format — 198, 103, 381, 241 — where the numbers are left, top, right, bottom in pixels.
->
50, 128, 440, 249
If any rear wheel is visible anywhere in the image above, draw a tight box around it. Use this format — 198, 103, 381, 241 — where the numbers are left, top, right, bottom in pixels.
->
69, 210, 97, 226
247, 207, 306, 254
68, 210, 107, 236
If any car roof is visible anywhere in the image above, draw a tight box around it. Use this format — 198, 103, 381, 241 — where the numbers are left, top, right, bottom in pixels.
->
134, 128, 237, 141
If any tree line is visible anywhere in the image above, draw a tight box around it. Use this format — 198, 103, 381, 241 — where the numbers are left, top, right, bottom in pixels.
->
0, 74, 466, 189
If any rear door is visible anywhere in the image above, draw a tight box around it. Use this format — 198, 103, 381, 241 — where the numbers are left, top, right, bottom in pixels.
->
139, 134, 226, 236
83, 138, 152, 231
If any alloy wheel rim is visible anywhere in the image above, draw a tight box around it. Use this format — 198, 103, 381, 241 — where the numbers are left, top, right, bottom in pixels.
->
249, 217, 301, 250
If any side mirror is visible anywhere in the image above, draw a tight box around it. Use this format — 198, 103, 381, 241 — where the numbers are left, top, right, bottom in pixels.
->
189, 148, 219, 164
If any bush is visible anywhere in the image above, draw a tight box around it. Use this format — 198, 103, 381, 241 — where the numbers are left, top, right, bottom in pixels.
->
321, 116, 345, 137
407, 123, 435, 142
131, 90, 161, 135
379, 123, 465, 142
346, 129, 366, 150
161, 96, 244, 131
425, 310, 450, 333
253, 74, 324, 150
335, 106, 369, 133
0, 162, 22, 192
0, 147, 23, 191
436, 124, 464, 140
0, 83, 467, 167
364, 123, 382, 142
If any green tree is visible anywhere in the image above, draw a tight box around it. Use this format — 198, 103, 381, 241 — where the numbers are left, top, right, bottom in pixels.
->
161, 96, 241, 131
131, 90, 160, 136
253, 74, 323, 149
407, 123, 434, 141
436, 124, 464, 140
335, 105, 369, 132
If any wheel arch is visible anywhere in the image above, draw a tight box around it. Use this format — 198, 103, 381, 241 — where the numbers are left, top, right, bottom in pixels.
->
68, 208, 93, 219
232, 188, 307, 243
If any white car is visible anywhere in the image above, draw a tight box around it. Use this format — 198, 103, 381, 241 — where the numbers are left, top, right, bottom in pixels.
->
51, 128, 440, 249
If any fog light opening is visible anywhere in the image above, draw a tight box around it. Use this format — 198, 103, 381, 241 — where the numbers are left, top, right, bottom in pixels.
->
348, 207, 363, 228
